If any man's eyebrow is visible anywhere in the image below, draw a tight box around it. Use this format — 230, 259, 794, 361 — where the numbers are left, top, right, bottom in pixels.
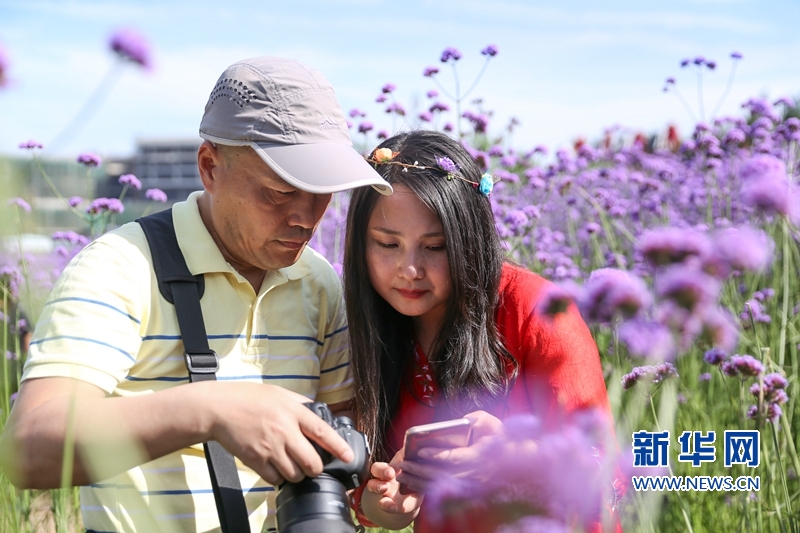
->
370, 227, 444, 238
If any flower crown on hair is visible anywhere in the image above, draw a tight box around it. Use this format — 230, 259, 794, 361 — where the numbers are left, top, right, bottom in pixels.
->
365, 147, 498, 196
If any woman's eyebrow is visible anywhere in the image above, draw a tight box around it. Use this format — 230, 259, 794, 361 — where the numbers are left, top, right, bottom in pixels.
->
370, 227, 443, 238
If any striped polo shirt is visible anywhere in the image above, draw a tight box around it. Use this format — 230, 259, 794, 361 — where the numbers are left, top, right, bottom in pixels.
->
22, 191, 352, 533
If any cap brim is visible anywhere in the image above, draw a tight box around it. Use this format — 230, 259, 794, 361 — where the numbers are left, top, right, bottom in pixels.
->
250, 142, 392, 195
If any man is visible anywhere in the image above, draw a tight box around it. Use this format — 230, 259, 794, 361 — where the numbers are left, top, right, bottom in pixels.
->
0, 56, 391, 532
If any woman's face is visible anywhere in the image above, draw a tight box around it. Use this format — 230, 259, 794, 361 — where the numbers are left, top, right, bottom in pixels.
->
365, 184, 452, 331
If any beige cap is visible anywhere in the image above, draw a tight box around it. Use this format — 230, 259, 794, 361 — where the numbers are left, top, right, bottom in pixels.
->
199, 56, 392, 195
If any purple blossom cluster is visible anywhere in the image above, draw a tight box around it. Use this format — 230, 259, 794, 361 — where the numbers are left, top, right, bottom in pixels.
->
425, 411, 616, 531
118, 173, 142, 190
76, 152, 102, 167
145, 188, 168, 202
621, 363, 679, 390
109, 28, 151, 69
86, 198, 124, 215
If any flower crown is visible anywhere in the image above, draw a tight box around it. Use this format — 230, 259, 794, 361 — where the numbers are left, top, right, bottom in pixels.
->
365, 148, 498, 196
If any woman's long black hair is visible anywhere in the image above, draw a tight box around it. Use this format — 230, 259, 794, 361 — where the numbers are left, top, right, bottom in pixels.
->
343, 130, 517, 461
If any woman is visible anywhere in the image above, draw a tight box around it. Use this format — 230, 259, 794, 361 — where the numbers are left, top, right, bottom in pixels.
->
344, 130, 615, 531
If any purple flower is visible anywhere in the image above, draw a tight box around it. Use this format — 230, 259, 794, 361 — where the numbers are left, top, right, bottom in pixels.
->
375, 94, 387, 103
578, 268, 652, 323
118, 173, 142, 190
423, 66, 440, 77
619, 319, 676, 361
741, 175, 792, 217
705, 60, 717, 70
145, 188, 168, 202
704, 347, 727, 365
381, 83, 396, 94
68, 196, 83, 208
87, 198, 124, 215
443, 122, 454, 133
713, 226, 772, 272
764, 373, 788, 390
77, 152, 102, 167
376, 130, 389, 140
18, 139, 43, 150
348, 108, 365, 118
109, 28, 151, 69
665, 77, 675, 85
6, 351, 17, 361
357, 121, 373, 134
693, 56, 705, 65
435, 156, 458, 174
52, 231, 89, 246
731, 51, 743, 59
385, 102, 406, 116
774, 96, 795, 108
481, 44, 499, 57
418, 111, 432, 122
680, 58, 691, 67
535, 283, 579, 320
426, 89, 439, 98
726, 354, 764, 378
429, 101, 449, 113
740, 154, 786, 182
638, 227, 711, 267
440, 47, 462, 63
8, 198, 31, 212
656, 265, 720, 312
699, 373, 712, 382
0, 45, 7, 88
622, 363, 678, 390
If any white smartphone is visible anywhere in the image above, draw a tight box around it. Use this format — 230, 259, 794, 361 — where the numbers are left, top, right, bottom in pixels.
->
403, 418, 473, 462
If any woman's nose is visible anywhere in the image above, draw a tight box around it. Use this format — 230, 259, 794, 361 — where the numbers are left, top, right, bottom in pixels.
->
399, 255, 423, 280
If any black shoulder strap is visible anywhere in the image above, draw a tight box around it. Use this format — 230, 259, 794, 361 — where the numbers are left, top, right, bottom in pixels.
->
137, 209, 251, 533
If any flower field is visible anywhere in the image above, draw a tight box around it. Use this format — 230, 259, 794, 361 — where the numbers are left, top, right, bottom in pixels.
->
2, 35, 800, 532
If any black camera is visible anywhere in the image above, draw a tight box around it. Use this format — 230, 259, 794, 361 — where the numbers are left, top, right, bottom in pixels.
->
275, 402, 370, 533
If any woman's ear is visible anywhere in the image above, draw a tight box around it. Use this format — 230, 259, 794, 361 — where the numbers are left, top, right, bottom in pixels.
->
197, 141, 221, 192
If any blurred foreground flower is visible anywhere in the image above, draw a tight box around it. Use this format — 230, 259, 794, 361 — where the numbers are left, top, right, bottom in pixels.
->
109, 28, 151, 69
8, 198, 31, 213
0, 44, 7, 88
425, 412, 618, 532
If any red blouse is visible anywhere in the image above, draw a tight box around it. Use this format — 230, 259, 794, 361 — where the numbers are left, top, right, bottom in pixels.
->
355, 263, 616, 532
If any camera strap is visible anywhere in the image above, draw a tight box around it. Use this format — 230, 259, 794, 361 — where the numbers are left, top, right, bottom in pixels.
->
138, 209, 251, 533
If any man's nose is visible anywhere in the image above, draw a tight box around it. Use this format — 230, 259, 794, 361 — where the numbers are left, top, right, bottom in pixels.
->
287, 192, 331, 230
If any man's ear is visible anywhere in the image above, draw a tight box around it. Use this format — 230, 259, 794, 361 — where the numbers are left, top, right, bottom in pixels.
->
197, 141, 221, 192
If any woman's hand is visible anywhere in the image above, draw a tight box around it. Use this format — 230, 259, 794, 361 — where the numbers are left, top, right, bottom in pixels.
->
394, 411, 505, 493
360, 449, 423, 529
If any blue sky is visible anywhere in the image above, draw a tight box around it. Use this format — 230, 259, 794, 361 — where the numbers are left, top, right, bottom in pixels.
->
0, 0, 798, 160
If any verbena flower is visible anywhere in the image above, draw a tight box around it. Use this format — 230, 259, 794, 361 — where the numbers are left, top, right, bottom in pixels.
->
481, 44, 499, 57
0, 45, 7, 88
440, 47, 462, 63
87, 198, 124, 214
638, 227, 711, 267
18, 139, 43, 150
722, 354, 764, 378
348, 108, 366, 118
619, 319, 676, 361
77, 152, 102, 167
68, 196, 83, 208
713, 226, 772, 272
534, 283, 579, 320
145, 188, 168, 202
655, 265, 719, 312
109, 28, 151, 69
381, 83, 396, 94
118, 174, 142, 190
52, 231, 89, 246
423, 66, 439, 77
426, 412, 612, 531
622, 362, 678, 390
703, 347, 727, 366
8, 198, 31, 212
357, 121, 373, 134
579, 268, 652, 323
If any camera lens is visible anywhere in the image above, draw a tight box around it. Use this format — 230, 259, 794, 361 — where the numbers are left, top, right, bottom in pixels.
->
275, 473, 356, 533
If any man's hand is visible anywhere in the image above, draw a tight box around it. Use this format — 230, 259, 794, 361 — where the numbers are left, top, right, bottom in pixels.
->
0, 377, 353, 489
207, 384, 354, 486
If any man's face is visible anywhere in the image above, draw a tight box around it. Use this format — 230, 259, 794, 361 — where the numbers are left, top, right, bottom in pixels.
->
202, 145, 332, 273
